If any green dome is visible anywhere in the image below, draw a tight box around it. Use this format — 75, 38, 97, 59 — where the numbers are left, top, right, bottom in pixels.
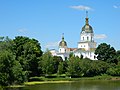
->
59, 41, 67, 47
81, 24, 93, 33
81, 18, 93, 33
59, 34, 67, 47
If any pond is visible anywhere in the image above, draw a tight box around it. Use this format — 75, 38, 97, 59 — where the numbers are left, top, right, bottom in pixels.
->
4, 80, 120, 90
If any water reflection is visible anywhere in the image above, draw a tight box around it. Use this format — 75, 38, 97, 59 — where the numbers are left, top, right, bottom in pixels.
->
4, 80, 120, 90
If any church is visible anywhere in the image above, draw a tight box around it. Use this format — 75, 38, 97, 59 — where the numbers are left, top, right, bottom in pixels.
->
50, 13, 97, 60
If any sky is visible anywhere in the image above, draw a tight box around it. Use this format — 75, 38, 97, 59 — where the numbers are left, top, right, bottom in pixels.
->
0, 0, 120, 51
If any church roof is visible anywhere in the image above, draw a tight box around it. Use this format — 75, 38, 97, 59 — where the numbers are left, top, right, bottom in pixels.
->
59, 34, 67, 47
81, 17, 93, 33
81, 11, 93, 34
74, 48, 96, 52
67, 48, 77, 52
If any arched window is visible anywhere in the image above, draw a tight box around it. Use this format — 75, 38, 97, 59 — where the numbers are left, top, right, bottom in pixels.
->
87, 37, 89, 41
83, 37, 84, 40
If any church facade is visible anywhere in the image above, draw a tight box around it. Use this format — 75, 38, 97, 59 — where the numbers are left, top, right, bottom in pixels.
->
50, 14, 97, 60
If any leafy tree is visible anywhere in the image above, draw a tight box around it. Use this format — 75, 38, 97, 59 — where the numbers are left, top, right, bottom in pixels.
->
0, 50, 25, 86
0, 37, 26, 86
78, 58, 92, 76
62, 60, 68, 74
57, 62, 64, 75
39, 51, 54, 75
116, 50, 120, 63
13, 36, 43, 77
95, 43, 117, 64
66, 56, 83, 77
0, 36, 13, 52
0, 36, 4, 41
53, 56, 63, 73
84, 60, 109, 77
107, 63, 120, 76
69, 52, 74, 58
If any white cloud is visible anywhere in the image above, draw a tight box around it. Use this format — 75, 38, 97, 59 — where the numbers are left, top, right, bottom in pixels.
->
113, 5, 118, 8
94, 34, 107, 40
45, 41, 59, 48
113, 5, 120, 9
18, 28, 27, 33
70, 5, 93, 11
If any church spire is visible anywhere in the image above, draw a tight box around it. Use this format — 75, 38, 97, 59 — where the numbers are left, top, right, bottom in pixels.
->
62, 33, 64, 41
85, 11, 89, 25
86, 11, 88, 18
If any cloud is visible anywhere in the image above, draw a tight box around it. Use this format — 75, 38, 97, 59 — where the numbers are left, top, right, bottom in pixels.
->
18, 28, 27, 33
113, 5, 118, 8
113, 5, 120, 9
70, 5, 93, 11
45, 41, 59, 48
94, 34, 107, 40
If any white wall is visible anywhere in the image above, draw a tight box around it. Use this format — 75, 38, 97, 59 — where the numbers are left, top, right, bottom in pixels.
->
81, 33, 94, 42
59, 47, 67, 53
78, 43, 89, 50
57, 53, 69, 60
74, 51, 97, 60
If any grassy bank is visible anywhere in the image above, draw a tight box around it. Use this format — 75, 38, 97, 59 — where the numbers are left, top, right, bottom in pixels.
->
25, 75, 120, 85
3, 75, 120, 88
24, 81, 72, 85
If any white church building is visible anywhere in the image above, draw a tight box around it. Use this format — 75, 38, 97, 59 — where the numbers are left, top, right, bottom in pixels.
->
50, 13, 97, 60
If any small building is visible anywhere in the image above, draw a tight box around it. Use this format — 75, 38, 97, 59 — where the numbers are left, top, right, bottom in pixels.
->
50, 34, 70, 60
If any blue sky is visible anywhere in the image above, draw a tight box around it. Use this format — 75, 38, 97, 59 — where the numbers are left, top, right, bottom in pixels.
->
0, 0, 120, 51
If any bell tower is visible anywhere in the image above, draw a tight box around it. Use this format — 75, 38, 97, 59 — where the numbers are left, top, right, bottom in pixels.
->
78, 11, 96, 51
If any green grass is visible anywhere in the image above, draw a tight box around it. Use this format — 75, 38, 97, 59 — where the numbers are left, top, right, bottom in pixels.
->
25, 75, 120, 86
24, 81, 72, 86
7, 85, 25, 88
2, 74, 120, 87
28, 74, 120, 82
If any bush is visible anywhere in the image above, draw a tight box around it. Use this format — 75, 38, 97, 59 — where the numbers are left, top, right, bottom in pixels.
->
107, 65, 120, 76
29, 77, 45, 81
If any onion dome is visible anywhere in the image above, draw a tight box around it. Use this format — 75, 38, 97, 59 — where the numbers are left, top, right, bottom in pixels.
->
59, 34, 67, 47
81, 11, 93, 34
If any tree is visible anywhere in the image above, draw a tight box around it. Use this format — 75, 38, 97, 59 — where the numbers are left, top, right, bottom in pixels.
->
78, 58, 92, 77
39, 51, 54, 75
66, 56, 83, 77
84, 60, 110, 77
57, 62, 64, 75
0, 36, 13, 52
0, 50, 25, 86
13, 36, 43, 77
0, 37, 26, 86
95, 43, 117, 64
53, 56, 63, 73
107, 63, 120, 76
69, 52, 74, 58
116, 50, 120, 63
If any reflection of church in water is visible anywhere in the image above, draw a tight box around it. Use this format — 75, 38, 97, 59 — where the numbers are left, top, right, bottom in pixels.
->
50, 12, 97, 60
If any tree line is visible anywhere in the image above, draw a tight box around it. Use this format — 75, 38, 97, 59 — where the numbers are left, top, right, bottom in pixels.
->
0, 36, 120, 86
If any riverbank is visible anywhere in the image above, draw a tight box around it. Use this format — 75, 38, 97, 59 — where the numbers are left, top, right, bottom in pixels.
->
25, 75, 120, 86
5, 79, 120, 90
5, 75, 120, 88
24, 81, 72, 85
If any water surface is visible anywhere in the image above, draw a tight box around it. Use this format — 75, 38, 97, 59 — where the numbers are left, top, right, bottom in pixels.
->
5, 80, 120, 90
